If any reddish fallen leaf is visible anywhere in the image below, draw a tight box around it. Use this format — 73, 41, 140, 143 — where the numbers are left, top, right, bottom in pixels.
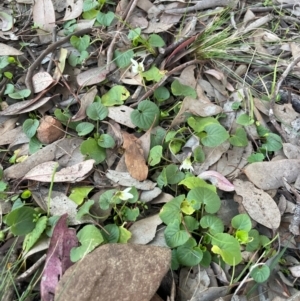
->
122, 132, 148, 181
198, 170, 235, 191
40, 214, 78, 301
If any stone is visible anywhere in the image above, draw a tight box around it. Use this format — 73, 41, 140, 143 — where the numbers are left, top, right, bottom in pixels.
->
36, 116, 64, 144
55, 243, 171, 301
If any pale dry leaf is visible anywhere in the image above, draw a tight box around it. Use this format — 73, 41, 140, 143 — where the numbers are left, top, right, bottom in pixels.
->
32, 72, 54, 93
108, 105, 136, 128
63, 0, 83, 21
46, 191, 91, 225
283, 143, 300, 159
106, 170, 156, 190
4, 144, 57, 179
0, 11, 13, 31
72, 86, 98, 121
204, 69, 224, 80
140, 187, 162, 203
24, 159, 95, 182
77, 67, 109, 87
122, 132, 148, 181
32, 0, 56, 42
244, 159, 300, 189
151, 192, 174, 204
170, 96, 222, 127
0, 97, 54, 116
233, 179, 281, 229
52, 48, 68, 81
0, 117, 18, 136
0, 43, 23, 55
215, 143, 253, 177
129, 214, 163, 244
193, 141, 230, 175
198, 171, 235, 191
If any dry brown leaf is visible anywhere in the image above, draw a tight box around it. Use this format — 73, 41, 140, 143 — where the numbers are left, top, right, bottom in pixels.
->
234, 179, 281, 229
0, 43, 23, 55
32, 72, 54, 93
77, 67, 109, 87
4, 144, 57, 179
244, 159, 300, 189
108, 105, 136, 128
72, 86, 98, 121
52, 48, 68, 81
32, 0, 56, 43
122, 132, 148, 181
63, 0, 83, 21
106, 170, 156, 190
129, 214, 163, 244
24, 159, 95, 182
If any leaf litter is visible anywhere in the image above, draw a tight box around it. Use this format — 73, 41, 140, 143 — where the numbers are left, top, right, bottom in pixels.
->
1, 1, 300, 301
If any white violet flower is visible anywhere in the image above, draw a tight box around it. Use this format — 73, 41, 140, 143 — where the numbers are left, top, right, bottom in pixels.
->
179, 156, 194, 172
118, 187, 134, 201
131, 58, 144, 74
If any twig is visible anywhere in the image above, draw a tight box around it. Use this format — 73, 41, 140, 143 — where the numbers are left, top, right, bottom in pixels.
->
16, 254, 46, 282
269, 56, 300, 142
25, 26, 102, 94
130, 59, 201, 107
164, 0, 237, 14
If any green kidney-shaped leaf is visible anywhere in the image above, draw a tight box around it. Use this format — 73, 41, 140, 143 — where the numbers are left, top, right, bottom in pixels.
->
250, 265, 270, 283
23, 216, 48, 254
201, 124, 229, 147
9, 89, 31, 99
76, 122, 95, 136
86, 102, 108, 120
114, 49, 134, 68
182, 216, 199, 232
236, 113, 254, 126
211, 233, 242, 266
80, 138, 106, 164
23, 119, 39, 138
69, 186, 94, 205
148, 145, 163, 166
5, 206, 36, 236
179, 176, 216, 192
188, 116, 219, 133
176, 238, 203, 267
131, 100, 160, 130
148, 34, 165, 47
262, 133, 282, 152
142, 66, 164, 82
159, 194, 185, 225
70, 225, 104, 262
102, 224, 119, 243
246, 229, 260, 252
76, 199, 94, 220
70, 35, 90, 51
247, 153, 265, 163
102, 85, 130, 106
229, 127, 248, 147
123, 207, 140, 222
96, 11, 115, 26
99, 189, 117, 210
154, 86, 170, 102
98, 134, 115, 148
187, 187, 221, 213
231, 214, 252, 231
171, 79, 197, 98
118, 225, 132, 243
200, 215, 224, 235
164, 219, 189, 248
